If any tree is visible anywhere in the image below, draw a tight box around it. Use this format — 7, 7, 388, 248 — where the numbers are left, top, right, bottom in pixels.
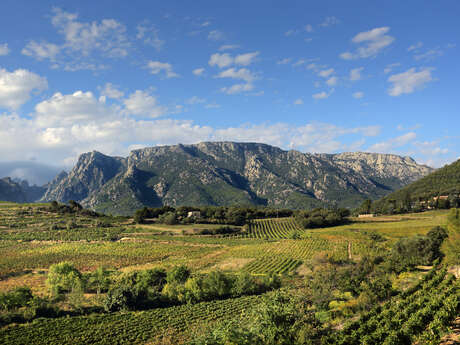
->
166, 265, 190, 284
46, 262, 83, 297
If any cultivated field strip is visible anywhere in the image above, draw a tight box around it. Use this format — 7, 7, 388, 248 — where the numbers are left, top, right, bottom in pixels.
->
243, 257, 302, 274
0, 293, 268, 345
243, 218, 303, 239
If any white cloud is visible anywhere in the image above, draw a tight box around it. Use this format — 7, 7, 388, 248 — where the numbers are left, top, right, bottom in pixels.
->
234, 52, 259, 66
414, 48, 443, 61
146, 61, 179, 78
305, 24, 313, 32
326, 76, 338, 86
407, 42, 423, 52
0, 68, 48, 110
34, 91, 112, 127
22, 8, 129, 70
293, 59, 307, 67
293, 98, 303, 105
340, 27, 394, 59
208, 30, 224, 41
277, 58, 291, 65
209, 52, 259, 68
186, 96, 206, 105
136, 22, 164, 51
220, 83, 254, 95
368, 132, 416, 152
387, 67, 434, 96
352, 91, 364, 99
383, 62, 401, 74
123, 90, 167, 118
318, 68, 334, 78
319, 16, 340, 27
349, 67, 364, 81
51, 7, 129, 57
209, 53, 233, 68
216, 68, 256, 83
218, 44, 240, 51
101, 83, 124, 99
413, 141, 448, 156
193, 68, 205, 76
312, 90, 333, 99
0, 43, 10, 56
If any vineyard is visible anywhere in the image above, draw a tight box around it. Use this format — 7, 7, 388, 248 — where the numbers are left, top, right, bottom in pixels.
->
334, 268, 460, 345
242, 218, 303, 239
243, 256, 302, 274
0, 293, 268, 345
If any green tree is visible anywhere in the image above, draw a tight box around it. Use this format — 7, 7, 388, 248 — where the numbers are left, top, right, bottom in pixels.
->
46, 262, 83, 297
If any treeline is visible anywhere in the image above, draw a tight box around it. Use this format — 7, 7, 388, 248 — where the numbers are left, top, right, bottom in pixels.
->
48, 200, 100, 217
134, 205, 294, 225
295, 208, 350, 229
0, 264, 280, 327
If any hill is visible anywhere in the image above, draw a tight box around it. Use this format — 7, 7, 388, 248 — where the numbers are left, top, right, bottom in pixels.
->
0, 177, 46, 203
41, 142, 433, 215
372, 159, 460, 213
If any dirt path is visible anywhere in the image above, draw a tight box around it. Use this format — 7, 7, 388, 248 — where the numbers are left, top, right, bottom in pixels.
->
347, 241, 352, 260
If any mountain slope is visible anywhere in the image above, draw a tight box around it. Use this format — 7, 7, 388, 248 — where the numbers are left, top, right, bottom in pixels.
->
0, 177, 47, 203
373, 158, 460, 207
41, 142, 434, 215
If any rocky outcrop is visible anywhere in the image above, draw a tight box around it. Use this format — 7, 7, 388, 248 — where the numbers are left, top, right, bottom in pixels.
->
41, 142, 435, 215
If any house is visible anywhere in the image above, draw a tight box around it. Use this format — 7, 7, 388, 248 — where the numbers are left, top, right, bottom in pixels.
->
187, 211, 201, 218
358, 214, 375, 218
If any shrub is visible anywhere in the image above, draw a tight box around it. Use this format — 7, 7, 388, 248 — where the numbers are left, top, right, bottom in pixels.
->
46, 262, 83, 296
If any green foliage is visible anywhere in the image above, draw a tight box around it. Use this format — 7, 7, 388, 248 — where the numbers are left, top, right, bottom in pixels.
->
0, 287, 33, 311
192, 291, 323, 345
166, 265, 190, 284
46, 262, 83, 296
295, 208, 348, 229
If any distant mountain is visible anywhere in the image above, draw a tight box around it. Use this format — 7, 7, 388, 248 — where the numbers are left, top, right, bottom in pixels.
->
41, 142, 434, 215
373, 158, 460, 209
0, 177, 47, 203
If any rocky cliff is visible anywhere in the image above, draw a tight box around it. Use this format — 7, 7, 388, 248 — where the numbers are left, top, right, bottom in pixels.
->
41, 142, 434, 215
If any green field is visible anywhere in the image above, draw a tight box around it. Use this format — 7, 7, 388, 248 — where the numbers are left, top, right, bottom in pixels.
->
0, 203, 457, 344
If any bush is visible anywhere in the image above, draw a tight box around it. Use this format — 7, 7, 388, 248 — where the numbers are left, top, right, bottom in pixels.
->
166, 265, 190, 284
0, 287, 33, 311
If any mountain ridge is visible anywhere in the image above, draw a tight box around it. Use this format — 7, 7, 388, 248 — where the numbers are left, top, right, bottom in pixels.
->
39, 142, 434, 215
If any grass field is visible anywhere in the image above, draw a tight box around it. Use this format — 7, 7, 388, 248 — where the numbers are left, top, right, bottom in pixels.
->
0, 202, 455, 344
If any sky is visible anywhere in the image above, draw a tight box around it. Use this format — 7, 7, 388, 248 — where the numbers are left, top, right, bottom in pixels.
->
0, 0, 459, 182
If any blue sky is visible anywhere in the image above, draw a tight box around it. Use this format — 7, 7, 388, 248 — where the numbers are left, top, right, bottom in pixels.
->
0, 0, 459, 176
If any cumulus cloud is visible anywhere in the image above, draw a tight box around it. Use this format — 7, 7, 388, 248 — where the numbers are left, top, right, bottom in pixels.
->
0, 43, 10, 56
146, 61, 179, 78
100, 83, 124, 99
305, 24, 314, 32
352, 91, 364, 99
349, 67, 364, 81
34, 91, 112, 127
186, 96, 206, 105
319, 16, 340, 27
340, 27, 394, 59
312, 90, 333, 99
220, 83, 254, 95
209, 52, 259, 68
0, 68, 48, 110
368, 132, 416, 152
326, 76, 338, 86
123, 90, 168, 118
22, 41, 60, 61
318, 68, 334, 78
21, 8, 129, 70
136, 22, 164, 51
414, 48, 444, 61
387, 68, 434, 96
216, 68, 256, 83
193, 68, 205, 76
